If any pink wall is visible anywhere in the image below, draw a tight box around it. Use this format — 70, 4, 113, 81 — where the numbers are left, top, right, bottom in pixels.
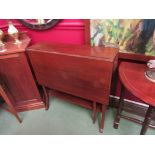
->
0, 19, 142, 103
0, 19, 85, 45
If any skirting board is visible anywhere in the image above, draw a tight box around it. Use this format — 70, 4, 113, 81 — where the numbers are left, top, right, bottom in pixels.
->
109, 95, 155, 120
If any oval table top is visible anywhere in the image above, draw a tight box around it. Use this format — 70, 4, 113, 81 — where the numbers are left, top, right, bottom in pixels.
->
119, 62, 155, 107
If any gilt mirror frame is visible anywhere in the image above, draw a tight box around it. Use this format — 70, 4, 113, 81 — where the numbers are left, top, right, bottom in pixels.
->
84, 19, 155, 62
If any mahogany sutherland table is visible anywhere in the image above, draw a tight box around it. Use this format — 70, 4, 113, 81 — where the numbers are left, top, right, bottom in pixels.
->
27, 43, 118, 132
114, 62, 155, 135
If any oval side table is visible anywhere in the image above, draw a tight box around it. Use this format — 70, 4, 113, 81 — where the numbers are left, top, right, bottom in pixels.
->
114, 62, 155, 135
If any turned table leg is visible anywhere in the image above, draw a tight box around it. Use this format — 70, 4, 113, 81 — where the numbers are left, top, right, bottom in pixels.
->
92, 101, 97, 124
140, 106, 155, 135
42, 86, 49, 110
99, 104, 107, 133
114, 84, 125, 129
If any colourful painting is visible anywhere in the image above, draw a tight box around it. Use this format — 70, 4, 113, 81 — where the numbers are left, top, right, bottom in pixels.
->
90, 19, 155, 56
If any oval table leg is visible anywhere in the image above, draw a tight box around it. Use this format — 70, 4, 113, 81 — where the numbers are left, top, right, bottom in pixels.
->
140, 105, 155, 135
114, 84, 125, 129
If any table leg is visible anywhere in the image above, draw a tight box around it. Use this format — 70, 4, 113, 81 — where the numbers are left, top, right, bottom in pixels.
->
9, 106, 22, 123
42, 86, 49, 110
140, 106, 155, 135
0, 85, 22, 123
92, 101, 97, 124
114, 84, 125, 129
99, 104, 107, 133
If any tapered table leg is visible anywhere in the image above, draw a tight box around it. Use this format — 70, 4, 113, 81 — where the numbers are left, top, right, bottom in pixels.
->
114, 84, 125, 129
42, 86, 49, 110
92, 101, 97, 124
140, 106, 155, 135
99, 104, 107, 133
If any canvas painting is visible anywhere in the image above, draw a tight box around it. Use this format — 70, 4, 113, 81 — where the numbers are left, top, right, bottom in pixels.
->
90, 19, 155, 56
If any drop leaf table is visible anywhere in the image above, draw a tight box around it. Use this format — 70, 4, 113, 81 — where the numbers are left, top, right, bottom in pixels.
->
27, 43, 118, 132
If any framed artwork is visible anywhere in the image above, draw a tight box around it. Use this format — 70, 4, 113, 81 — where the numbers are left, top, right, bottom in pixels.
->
85, 19, 155, 61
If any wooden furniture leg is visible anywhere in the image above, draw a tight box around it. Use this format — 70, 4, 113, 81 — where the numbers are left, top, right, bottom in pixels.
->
92, 101, 97, 124
0, 84, 22, 123
140, 106, 155, 135
114, 84, 125, 129
99, 104, 107, 133
42, 86, 49, 110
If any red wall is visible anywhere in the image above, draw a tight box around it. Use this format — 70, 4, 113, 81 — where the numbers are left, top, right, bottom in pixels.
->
0, 19, 85, 45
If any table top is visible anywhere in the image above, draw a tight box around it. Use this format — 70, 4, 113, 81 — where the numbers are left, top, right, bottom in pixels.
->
27, 42, 118, 62
119, 62, 155, 106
